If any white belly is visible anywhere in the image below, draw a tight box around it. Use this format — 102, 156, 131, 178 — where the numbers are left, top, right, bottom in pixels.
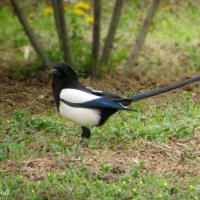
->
59, 101, 101, 126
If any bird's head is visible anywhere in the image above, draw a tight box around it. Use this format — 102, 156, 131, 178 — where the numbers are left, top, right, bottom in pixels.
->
51, 63, 79, 89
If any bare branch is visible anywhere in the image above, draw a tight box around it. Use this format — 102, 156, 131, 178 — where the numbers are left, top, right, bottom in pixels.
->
51, 0, 71, 63
100, 0, 124, 65
91, 0, 101, 77
125, 0, 161, 70
10, 0, 52, 68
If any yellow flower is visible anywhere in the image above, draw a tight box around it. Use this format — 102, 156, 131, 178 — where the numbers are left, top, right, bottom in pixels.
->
75, 2, 91, 12
163, 182, 168, 187
189, 185, 196, 191
73, 8, 85, 16
41, 6, 53, 16
28, 17, 33, 24
86, 15, 94, 24
162, 5, 170, 12
64, 6, 70, 12
139, 180, 143, 185
132, 188, 137, 193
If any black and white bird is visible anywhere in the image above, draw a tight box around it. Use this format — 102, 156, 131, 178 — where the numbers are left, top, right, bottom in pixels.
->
51, 63, 200, 143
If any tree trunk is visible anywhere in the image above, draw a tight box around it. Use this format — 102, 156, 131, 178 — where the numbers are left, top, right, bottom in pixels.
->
10, 0, 52, 68
91, 0, 101, 77
51, 0, 71, 63
125, 0, 160, 70
100, 0, 123, 65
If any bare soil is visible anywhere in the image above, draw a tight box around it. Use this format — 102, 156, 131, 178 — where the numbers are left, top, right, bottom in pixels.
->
1, 137, 200, 181
1, 67, 199, 116
1, 67, 200, 180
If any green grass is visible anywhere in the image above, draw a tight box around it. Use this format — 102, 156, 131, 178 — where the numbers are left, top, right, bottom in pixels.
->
1, 170, 200, 200
1, 92, 200, 161
1, 1, 200, 199
1, 91, 200, 199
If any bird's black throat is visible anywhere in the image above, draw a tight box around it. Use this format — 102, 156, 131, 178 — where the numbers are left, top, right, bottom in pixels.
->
52, 77, 81, 110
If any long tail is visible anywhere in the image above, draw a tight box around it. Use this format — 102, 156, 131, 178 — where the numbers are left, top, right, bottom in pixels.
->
129, 76, 200, 102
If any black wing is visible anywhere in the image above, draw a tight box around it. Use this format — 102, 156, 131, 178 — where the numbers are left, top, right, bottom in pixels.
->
89, 89, 124, 100
79, 86, 132, 106
90, 89, 133, 106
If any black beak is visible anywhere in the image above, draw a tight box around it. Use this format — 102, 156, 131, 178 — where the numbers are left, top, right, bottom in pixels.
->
50, 68, 61, 76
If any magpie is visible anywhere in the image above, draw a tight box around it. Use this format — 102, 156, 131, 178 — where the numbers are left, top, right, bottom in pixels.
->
51, 63, 200, 143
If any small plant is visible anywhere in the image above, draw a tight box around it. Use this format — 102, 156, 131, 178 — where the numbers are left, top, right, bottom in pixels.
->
187, 47, 200, 71
100, 164, 112, 173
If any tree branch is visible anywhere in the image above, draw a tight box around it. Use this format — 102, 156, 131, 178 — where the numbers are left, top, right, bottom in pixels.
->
100, 0, 123, 65
51, 0, 71, 63
91, 0, 101, 77
125, 0, 160, 70
10, 0, 52, 68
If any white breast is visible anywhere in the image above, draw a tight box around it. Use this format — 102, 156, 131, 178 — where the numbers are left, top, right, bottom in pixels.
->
59, 89, 101, 126
59, 101, 101, 126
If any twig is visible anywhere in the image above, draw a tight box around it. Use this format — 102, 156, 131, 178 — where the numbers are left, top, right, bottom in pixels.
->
143, 140, 181, 159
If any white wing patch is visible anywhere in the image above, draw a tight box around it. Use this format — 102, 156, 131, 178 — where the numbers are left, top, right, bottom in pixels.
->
91, 89, 103, 94
60, 89, 100, 103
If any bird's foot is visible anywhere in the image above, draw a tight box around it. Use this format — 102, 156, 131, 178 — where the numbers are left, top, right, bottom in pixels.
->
79, 137, 84, 145
79, 126, 91, 146
79, 137, 90, 147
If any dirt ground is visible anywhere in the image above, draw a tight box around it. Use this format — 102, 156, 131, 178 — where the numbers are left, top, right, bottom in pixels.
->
1, 138, 200, 181
1, 66, 199, 116
1, 66, 200, 180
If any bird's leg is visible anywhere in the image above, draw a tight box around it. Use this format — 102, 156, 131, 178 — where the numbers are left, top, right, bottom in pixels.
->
80, 126, 91, 144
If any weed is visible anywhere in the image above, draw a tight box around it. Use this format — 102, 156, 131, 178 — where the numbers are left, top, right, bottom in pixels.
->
1, 169, 200, 200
